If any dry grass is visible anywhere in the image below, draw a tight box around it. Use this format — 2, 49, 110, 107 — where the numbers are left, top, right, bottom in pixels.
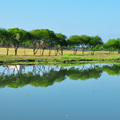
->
0, 47, 118, 56
0, 48, 120, 64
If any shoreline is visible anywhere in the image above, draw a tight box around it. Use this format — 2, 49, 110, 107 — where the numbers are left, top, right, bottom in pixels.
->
0, 54, 120, 65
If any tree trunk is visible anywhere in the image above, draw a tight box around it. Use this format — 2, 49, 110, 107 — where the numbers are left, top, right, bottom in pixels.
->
73, 49, 77, 55
15, 47, 18, 56
82, 50, 84, 55
33, 48, 35, 55
55, 50, 57, 56
61, 46, 63, 55
81, 46, 84, 55
49, 47, 52, 56
118, 50, 120, 54
7, 48, 9, 55
91, 49, 95, 55
42, 48, 45, 56
49, 49, 50, 56
54, 48, 59, 56
24, 48, 26, 55
40, 48, 41, 55
24, 43, 26, 55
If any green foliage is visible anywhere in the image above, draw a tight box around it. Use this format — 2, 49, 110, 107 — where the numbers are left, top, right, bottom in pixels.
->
80, 35, 91, 46
67, 35, 81, 46
8, 28, 28, 45
0, 28, 7, 42
67, 35, 103, 55
103, 39, 120, 54
55, 33, 67, 55
29, 29, 57, 56
56, 33, 67, 46
67, 35, 82, 55
89, 36, 103, 55
8, 28, 28, 55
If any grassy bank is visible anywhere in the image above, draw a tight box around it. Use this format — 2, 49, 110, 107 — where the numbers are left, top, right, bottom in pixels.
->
0, 54, 120, 65
0, 48, 120, 65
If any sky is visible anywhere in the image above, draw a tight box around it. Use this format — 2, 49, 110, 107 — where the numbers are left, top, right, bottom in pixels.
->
0, 0, 120, 42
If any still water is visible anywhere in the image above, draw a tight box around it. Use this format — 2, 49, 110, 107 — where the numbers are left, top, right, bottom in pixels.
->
0, 64, 120, 120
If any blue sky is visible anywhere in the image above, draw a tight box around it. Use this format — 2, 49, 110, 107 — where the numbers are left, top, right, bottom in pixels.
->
0, 0, 120, 42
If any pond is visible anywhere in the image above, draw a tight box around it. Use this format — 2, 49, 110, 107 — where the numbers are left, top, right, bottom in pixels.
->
0, 64, 120, 120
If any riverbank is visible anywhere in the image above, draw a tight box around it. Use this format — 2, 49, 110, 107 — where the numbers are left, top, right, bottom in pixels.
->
0, 54, 120, 65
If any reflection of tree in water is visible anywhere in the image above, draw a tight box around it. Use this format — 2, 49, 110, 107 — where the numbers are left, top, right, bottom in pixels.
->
67, 65, 103, 80
0, 64, 120, 88
30, 68, 67, 87
0, 66, 67, 88
102, 64, 120, 75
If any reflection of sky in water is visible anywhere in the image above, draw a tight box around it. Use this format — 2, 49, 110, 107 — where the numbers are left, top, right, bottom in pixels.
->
0, 64, 120, 120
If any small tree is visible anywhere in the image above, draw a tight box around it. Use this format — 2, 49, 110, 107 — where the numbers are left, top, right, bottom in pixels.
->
80, 35, 91, 55
8, 28, 28, 55
115, 38, 120, 54
89, 36, 103, 55
0, 28, 12, 55
104, 39, 117, 54
56, 33, 67, 55
41, 29, 57, 56
67, 35, 81, 55
29, 29, 43, 55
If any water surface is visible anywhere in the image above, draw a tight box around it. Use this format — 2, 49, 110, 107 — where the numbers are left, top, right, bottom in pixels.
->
0, 64, 120, 120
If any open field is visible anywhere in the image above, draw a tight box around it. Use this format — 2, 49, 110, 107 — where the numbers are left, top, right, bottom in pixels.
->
0, 47, 118, 56
0, 48, 120, 64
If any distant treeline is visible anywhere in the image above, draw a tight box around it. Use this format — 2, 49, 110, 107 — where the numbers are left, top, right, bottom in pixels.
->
0, 28, 120, 56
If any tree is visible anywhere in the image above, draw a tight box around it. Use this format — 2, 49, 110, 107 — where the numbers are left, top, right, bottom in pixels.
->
0, 28, 7, 44
56, 33, 67, 55
29, 29, 43, 55
115, 38, 120, 54
30, 29, 57, 56
89, 36, 103, 55
40, 29, 57, 56
67, 35, 81, 55
8, 28, 28, 55
104, 39, 118, 54
0, 28, 12, 55
80, 35, 91, 55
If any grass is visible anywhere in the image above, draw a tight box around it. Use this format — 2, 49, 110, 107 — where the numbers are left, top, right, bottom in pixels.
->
0, 47, 117, 56
0, 47, 120, 65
